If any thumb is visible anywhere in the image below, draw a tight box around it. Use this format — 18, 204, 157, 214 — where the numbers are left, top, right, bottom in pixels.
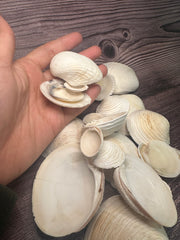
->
0, 16, 15, 67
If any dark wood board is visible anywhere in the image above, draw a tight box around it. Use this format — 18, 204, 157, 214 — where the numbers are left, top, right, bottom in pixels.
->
0, 0, 180, 239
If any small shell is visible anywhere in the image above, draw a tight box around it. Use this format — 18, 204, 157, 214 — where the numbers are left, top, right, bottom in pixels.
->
40, 80, 91, 108
127, 110, 170, 145
138, 140, 180, 178
32, 144, 104, 237
50, 51, 103, 87
83, 113, 104, 125
80, 126, 104, 158
85, 195, 169, 240
113, 155, 177, 227
96, 95, 129, 116
50, 87, 85, 102
64, 82, 88, 92
96, 75, 115, 101
92, 140, 125, 169
104, 62, 139, 94
42, 118, 83, 158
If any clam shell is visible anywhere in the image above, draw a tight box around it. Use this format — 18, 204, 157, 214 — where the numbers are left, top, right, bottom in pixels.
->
96, 74, 115, 101
96, 95, 129, 116
85, 195, 169, 240
32, 144, 104, 237
127, 110, 170, 145
92, 140, 125, 169
42, 118, 83, 158
64, 82, 88, 92
104, 62, 139, 94
50, 51, 103, 87
40, 80, 91, 108
80, 126, 104, 158
138, 140, 180, 178
50, 87, 84, 102
113, 155, 177, 227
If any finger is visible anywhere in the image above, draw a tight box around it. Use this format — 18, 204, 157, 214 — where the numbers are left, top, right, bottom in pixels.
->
80, 45, 102, 60
0, 16, 15, 66
62, 84, 101, 125
25, 32, 83, 70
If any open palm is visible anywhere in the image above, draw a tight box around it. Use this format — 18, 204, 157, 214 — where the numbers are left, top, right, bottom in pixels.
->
0, 16, 106, 184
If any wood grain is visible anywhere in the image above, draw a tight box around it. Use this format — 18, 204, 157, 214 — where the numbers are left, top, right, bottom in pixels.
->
0, 0, 180, 239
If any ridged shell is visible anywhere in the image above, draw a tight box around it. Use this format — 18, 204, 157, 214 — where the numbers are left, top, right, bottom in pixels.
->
50, 51, 103, 87
127, 110, 170, 145
113, 155, 177, 227
32, 144, 104, 237
85, 195, 169, 240
92, 140, 125, 169
42, 118, 83, 158
104, 62, 139, 94
96, 74, 115, 101
138, 140, 180, 178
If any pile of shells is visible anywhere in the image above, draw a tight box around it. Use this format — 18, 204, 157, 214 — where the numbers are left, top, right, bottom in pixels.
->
32, 51, 180, 239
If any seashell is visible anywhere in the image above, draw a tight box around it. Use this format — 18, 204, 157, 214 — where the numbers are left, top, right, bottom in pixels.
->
80, 126, 104, 158
40, 80, 91, 108
104, 62, 139, 94
85, 195, 169, 240
85, 113, 127, 137
127, 110, 170, 145
42, 118, 83, 158
105, 132, 138, 157
83, 113, 104, 125
138, 140, 180, 178
96, 95, 129, 116
96, 74, 115, 101
92, 140, 125, 169
64, 82, 88, 92
50, 51, 103, 87
32, 144, 105, 237
113, 155, 177, 227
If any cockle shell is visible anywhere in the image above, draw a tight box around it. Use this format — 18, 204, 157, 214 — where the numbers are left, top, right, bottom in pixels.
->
127, 110, 170, 145
32, 144, 104, 237
42, 118, 83, 158
80, 126, 104, 158
96, 74, 115, 101
50, 51, 103, 87
113, 155, 177, 227
138, 140, 180, 178
40, 80, 91, 108
92, 140, 125, 169
84, 195, 169, 240
104, 62, 139, 94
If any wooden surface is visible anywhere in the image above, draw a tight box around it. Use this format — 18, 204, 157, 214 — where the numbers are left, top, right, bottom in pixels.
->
1, 0, 180, 239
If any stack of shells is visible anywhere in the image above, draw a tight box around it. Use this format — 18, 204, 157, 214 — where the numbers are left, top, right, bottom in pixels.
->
33, 51, 180, 239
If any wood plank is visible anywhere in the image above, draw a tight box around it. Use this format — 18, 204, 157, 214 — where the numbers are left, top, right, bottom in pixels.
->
0, 0, 180, 239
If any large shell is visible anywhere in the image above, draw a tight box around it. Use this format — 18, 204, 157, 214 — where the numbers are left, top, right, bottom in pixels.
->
127, 110, 170, 145
32, 144, 104, 237
104, 62, 139, 94
138, 140, 180, 178
85, 195, 169, 240
40, 80, 91, 108
113, 155, 177, 227
42, 118, 83, 158
92, 140, 125, 169
50, 51, 103, 87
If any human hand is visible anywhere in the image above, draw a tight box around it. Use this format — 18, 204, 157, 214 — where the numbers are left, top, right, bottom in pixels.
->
0, 16, 107, 185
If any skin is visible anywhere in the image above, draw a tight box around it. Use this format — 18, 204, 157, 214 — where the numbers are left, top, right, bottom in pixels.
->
0, 16, 107, 185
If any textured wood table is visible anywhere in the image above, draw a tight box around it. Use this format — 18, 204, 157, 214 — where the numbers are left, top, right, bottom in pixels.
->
1, 0, 180, 239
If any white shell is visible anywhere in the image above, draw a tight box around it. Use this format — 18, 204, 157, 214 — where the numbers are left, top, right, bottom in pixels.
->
138, 140, 180, 178
50, 87, 84, 102
85, 195, 169, 240
113, 155, 177, 227
32, 144, 104, 237
104, 62, 139, 94
42, 118, 83, 157
50, 51, 103, 87
40, 80, 91, 108
127, 110, 170, 145
96, 74, 115, 101
64, 82, 88, 92
80, 126, 104, 158
92, 140, 125, 169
